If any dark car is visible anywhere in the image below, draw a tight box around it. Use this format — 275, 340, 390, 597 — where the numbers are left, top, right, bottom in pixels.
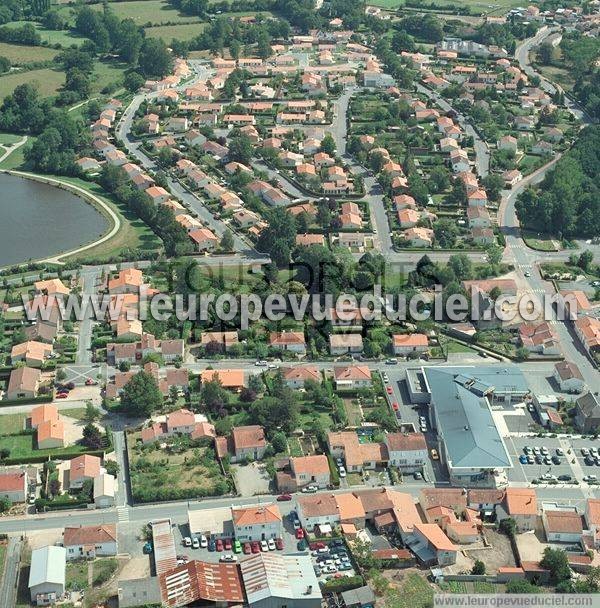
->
277, 494, 293, 501
585, 457, 595, 466
275, 538, 284, 550
216, 539, 224, 552
208, 539, 216, 552
552, 456, 561, 465
535, 455, 543, 464
558, 475, 572, 481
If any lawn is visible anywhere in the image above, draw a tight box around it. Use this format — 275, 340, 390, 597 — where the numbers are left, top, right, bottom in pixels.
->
343, 398, 362, 427
90, 0, 202, 25
369, 0, 525, 11
0, 42, 59, 64
0, 543, 6, 583
92, 558, 118, 587
0, 433, 89, 460
444, 339, 477, 354
92, 60, 128, 94
522, 230, 560, 252
0, 68, 64, 99
0, 133, 23, 145
0, 413, 26, 434
66, 560, 89, 591
145, 22, 206, 41
46, 177, 163, 263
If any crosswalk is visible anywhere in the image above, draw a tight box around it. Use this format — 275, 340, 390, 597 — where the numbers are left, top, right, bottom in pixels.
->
116, 506, 130, 523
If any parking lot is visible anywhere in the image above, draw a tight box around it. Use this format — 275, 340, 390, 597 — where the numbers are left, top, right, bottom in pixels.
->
308, 537, 357, 583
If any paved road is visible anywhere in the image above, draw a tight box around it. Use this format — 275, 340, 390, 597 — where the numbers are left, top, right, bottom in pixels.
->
75, 267, 100, 365
415, 83, 490, 178
115, 66, 258, 257
0, 537, 21, 608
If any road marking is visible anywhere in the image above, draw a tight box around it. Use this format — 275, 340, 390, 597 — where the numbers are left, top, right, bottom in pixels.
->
117, 506, 130, 523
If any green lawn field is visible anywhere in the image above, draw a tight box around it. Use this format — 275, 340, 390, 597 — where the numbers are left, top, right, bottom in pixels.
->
90, 0, 202, 25
0, 68, 64, 99
0, 42, 59, 64
144, 22, 206, 41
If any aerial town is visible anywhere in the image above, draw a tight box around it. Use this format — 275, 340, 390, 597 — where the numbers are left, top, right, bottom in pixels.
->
1, 0, 600, 606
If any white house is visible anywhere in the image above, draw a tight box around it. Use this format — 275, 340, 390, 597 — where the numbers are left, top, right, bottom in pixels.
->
94, 473, 116, 509
384, 433, 428, 472
553, 361, 586, 394
333, 365, 372, 390
497, 488, 538, 532
232, 504, 283, 542
0, 470, 27, 503
410, 524, 458, 566
29, 546, 66, 605
296, 494, 341, 532
392, 334, 428, 356
542, 507, 583, 544
63, 525, 118, 560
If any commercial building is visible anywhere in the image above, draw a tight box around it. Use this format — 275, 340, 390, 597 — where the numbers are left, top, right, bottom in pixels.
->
29, 546, 66, 605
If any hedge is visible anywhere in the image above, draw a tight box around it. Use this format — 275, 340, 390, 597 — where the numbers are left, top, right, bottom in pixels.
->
0, 394, 53, 407
1, 449, 105, 466
321, 575, 364, 593
35, 497, 90, 511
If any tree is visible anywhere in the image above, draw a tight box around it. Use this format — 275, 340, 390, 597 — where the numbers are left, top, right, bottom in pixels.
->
82, 423, 104, 449
228, 134, 253, 165
429, 166, 450, 193
482, 173, 505, 202
540, 547, 571, 584
48, 478, 61, 497
43, 9, 67, 31
578, 250, 594, 272
472, 560, 486, 575
271, 431, 287, 454
84, 401, 101, 423
486, 245, 503, 266
538, 42, 556, 66
124, 71, 145, 92
0, 497, 11, 513
138, 38, 173, 79
391, 29, 416, 53
320, 133, 336, 156
250, 395, 299, 435
0, 55, 10, 74
515, 346, 530, 362
56, 368, 67, 382
200, 379, 230, 416
121, 371, 163, 417
448, 254, 473, 280
105, 460, 119, 477
434, 219, 459, 248
499, 517, 516, 538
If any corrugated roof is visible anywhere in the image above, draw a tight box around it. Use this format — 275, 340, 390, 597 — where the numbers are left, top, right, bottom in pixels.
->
29, 546, 66, 589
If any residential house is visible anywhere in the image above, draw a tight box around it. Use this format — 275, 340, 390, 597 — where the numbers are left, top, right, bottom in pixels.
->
409, 524, 458, 566
497, 135, 518, 153
329, 333, 363, 355
200, 331, 239, 353
232, 504, 283, 542
327, 432, 388, 472
215, 425, 267, 463
0, 470, 27, 502
519, 322, 561, 355
467, 206, 491, 228
278, 455, 331, 492
63, 525, 118, 560
333, 365, 371, 389
392, 334, 428, 356
200, 369, 245, 390
384, 433, 428, 472
69, 455, 102, 490
471, 227, 496, 245
553, 361, 586, 394
497, 488, 538, 532
37, 420, 65, 449
542, 508, 583, 544
269, 331, 306, 354
575, 393, 600, 433
6, 366, 41, 400
189, 228, 218, 252
282, 366, 321, 389
11, 341, 53, 367
403, 227, 434, 248
574, 316, 600, 356
503, 169, 522, 188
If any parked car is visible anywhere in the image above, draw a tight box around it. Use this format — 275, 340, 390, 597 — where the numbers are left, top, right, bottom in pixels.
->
56, 393, 68, 399
386, 386, 393, 395
277, 494, 292, 501
295, 528, 304, 540
338, 466, 346, 478
251, 541, 260, 553
243, 542, 251, 554
260, 540, 269, 552
216, 539, 224, 552
220, 554, 237, 563
183, 537, 192, 547
191, 537, 200, 549
208, 539, 216, 552
558, 475, 572, 481
519, 455, 528, 464
234, 540, 242, 554
268, 539, 276, 551
224, 538, 232, 551
392, 402, 399, 411
275, 538, 284, 550
552, 456, 561, 465
293, 519, 301, 530
309, 542, 326, 550
199, 535, 207, 548
430, 448, 439, 460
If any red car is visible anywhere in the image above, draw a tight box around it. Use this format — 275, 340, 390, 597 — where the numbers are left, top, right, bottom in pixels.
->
392, 402, 399, 411
85, 378, 97, 386
243, 542, 252, 555
251, 541, 260, 554
224, 538, 232, 550
386, 386, 393, 395
56, 393, 68, 399
275, 538, 284, 550
295, 529, 304, 540
309, 542, 326, 550
277, 494, 292, 501
216, 539, 224, 552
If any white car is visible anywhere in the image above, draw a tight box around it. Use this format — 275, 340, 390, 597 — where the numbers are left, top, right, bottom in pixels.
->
191, 537, 200, 549
268, 539, 276, 551
220, 554, 237, 562
339, 466, 346, 478
260, 540, 269, 552
183, 537, 192, 547
293, 519, 301, 530
200, 535, 208, 548
322, 565, 337, 574
255, 360, 268, 367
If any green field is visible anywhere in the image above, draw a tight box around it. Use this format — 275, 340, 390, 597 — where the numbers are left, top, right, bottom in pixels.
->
92, 60, 127, 94
0, 68, 64, 99
0, 42, 59, 64
90, 0, 202, 25
0, 133, 23, 145
5, 21, 87, 47
370, 0, 526, 12
145, 22, 206, 41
